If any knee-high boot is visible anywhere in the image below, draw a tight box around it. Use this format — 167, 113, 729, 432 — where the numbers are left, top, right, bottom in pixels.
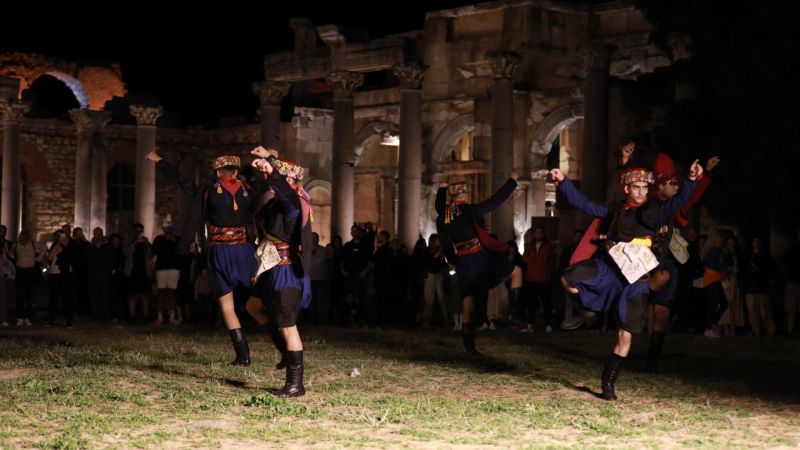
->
228, 328, 251, 366
462, 323, 479, 355
601, 353, 625, 401
276, 350, 305, 397
266, 324, 287, 370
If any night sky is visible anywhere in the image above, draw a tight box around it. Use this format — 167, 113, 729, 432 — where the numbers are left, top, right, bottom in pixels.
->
1, 1, 486, 126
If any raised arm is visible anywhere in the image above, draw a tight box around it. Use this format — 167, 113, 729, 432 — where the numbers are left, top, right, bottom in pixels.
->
550, 169, 609, 218
676, 156, 718, 226
475, 178, 518, 215
435, 184, 448, 215
148, 152, 197, 197
658, 159, 703, 224
267, 169, 301, 218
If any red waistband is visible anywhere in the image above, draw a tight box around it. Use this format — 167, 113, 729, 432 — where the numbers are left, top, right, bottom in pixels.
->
207, 225, 247, 247
455, 237, 482, 256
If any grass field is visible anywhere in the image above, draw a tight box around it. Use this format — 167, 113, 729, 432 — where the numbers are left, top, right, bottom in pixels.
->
1, 324, 799, 449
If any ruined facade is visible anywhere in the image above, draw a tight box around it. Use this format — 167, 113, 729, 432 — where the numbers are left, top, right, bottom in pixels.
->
1, 0, 685, 249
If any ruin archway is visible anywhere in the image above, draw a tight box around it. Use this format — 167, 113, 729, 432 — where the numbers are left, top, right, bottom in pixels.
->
0, 53, 126, 109
304, 179, 332, 245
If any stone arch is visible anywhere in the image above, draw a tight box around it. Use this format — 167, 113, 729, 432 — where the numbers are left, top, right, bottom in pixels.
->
41, 72, 89, 108
304, 178, 332, 245
0, 52, 126, 109
530, 103, 584, 155
430, 113, 474, 169
354, 120, 397, 167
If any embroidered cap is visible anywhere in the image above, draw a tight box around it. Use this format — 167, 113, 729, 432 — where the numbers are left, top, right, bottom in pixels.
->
271, 158, 305, 181
212, 155, 241, 170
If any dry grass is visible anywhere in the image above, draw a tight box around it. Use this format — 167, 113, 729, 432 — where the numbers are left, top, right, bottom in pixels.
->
1, 324, 798, 449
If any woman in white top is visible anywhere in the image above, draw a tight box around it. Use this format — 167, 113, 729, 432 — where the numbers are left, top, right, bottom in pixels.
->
12, 230, 42, 326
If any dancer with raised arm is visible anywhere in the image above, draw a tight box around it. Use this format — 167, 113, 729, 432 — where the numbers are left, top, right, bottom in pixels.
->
435, 175, 517, 355
246, 146, 312, 397
147, 151, 268, 366
551, 158, 703, 400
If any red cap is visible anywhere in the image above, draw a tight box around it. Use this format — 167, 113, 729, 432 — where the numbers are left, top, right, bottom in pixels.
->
653, 153, 677, 184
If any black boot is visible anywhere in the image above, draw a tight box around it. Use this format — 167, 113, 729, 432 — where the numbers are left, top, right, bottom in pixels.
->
266, 324, 287, 370
276, 350, 305, 397
462, 323, 480, 355
228, 328, 251, 366
646, 331, 666, 373
601, 353, 625, 401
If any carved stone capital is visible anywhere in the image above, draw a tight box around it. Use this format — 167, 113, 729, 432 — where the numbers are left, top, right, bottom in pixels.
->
392, 64, 427, 90
317, 25, 346, 47
0, 76, 21, 103
0, 101, 30, 122
129, 105, 163, 126
253, 81, 291, 107
486, 51, 523, 79
325, 71, 364, 99
581, 42, 617, 71
69, 109, 112, 133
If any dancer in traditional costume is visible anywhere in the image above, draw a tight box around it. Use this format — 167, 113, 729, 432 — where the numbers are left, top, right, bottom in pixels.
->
435, 177, 517, 354
551, 158, 703, 400
246, 146, 312, 397
147, 151, 267, 366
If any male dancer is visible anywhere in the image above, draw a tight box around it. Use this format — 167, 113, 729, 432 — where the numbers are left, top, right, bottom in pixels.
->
551, 158, 703, 400
245, 146, 312, 397
646, 153, 719, 372
435, 175, 517, 354
147, 151, 268, 365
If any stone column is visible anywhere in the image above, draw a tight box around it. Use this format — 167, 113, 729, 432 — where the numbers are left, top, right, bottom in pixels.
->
325, 71, 363, 239
580, 42, 615, 202
90, 112, 112, 232
392, 64, 426, 250
487, 51, 521, 242
129, 105, 163, 239
69, 109, 111, 233
253, 81, 290, 150
0, 98, 29, 239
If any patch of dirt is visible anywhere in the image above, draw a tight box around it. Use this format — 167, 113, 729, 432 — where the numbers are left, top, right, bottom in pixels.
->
0, 368, 34, 379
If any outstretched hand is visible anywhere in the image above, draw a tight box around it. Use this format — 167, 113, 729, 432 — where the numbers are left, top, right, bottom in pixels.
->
621, 142, 635, 165
510, 170, 519, 181
145, 152, 162, 162
688, 159, 704, 180
251, 146, 278, 159
705, 156, 720, 172
549, 168, 565, 183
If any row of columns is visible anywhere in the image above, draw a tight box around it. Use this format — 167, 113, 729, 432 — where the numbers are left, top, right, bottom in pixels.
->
2, 43, 612, 246
69, 105, 160, 239
253, 66, 426, 251
1, 71, 165, 241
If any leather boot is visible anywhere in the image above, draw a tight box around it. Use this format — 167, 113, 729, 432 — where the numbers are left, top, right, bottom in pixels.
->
601, 353, 625, 401
646, 331, 666, 373
462, 323, 480, 355
228, 328, 251, 366
266, 324, 287, 370
276, 350, 305, 397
